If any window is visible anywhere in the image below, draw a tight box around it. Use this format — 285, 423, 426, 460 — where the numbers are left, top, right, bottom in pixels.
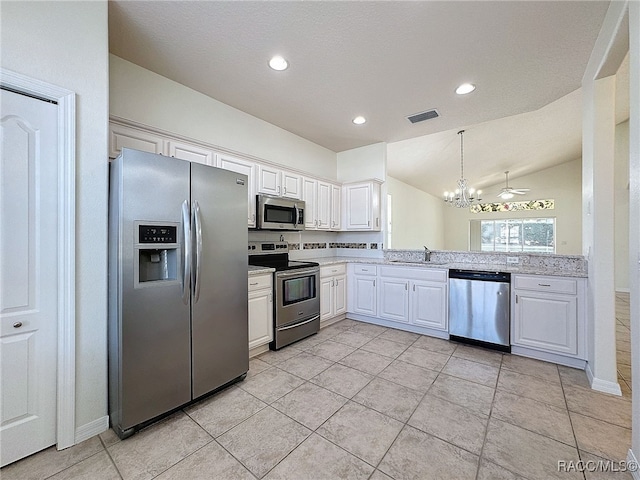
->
475, 218, 556, 253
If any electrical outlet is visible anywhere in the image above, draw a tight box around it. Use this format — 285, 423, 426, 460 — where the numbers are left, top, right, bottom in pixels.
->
506, 256, 519, 264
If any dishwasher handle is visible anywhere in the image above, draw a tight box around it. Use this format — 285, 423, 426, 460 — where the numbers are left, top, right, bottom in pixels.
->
448, 269, 511, 283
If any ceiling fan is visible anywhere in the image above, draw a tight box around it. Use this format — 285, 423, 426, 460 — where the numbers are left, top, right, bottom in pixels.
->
497, 171, 530, 199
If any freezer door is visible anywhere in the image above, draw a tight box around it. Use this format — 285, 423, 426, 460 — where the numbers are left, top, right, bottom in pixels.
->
109, 149, 192, 432
190, 163, 249, 398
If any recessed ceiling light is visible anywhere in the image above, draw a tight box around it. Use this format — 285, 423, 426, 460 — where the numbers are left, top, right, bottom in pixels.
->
352, 116, 366, 125
455, 83, 476, 95
268, 56, 289, 71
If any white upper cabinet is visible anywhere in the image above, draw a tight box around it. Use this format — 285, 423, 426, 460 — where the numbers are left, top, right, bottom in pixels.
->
109, 120, 348, 230
330, 183, 341, 230
216, 153, 258, 227
257, 165, 280, 196
258, 165, 302, 199
302, 178, 340, 231
167, 140, 215, 165
343, 180, 382, 231
302, 178, 318, 229
317, 181, 332, 230
281, 170, 303, 199
109, 122, 167, 158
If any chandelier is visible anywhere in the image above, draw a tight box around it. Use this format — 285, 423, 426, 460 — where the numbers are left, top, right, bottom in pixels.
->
444, 130, 482, 208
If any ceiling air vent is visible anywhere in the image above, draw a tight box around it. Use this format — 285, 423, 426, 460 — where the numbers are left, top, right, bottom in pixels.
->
406, 109, 440, 124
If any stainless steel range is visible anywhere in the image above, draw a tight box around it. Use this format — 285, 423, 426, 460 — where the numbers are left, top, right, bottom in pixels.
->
248, 242, 320, 350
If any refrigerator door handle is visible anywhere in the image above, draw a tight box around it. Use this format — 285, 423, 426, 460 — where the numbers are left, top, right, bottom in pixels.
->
181, 200, 191, 305
192, 200, 203, 303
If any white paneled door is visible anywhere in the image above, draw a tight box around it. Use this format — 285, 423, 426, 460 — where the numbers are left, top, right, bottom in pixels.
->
1, 89, 58, 466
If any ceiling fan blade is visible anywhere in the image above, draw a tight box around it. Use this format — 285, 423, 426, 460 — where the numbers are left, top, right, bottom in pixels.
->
511, 188, 530, 194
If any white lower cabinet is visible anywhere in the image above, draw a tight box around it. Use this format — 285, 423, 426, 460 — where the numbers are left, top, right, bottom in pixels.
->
347, 264, 447, 334
378, 277, 410, 323
320, 264, 347, 322
377, 266, 447, 330
512, 274, 585, 360
410, 280, 447, 330
248, 274, 273, 350
347, 264, 377, 316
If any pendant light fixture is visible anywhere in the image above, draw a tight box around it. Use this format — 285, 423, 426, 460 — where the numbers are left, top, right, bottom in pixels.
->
444, 130, 482, 207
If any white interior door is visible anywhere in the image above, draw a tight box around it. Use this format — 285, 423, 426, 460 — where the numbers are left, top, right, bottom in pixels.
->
1, 88, 59, 466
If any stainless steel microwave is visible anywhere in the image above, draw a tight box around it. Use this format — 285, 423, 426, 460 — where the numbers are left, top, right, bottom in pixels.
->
256, 194, 305, 231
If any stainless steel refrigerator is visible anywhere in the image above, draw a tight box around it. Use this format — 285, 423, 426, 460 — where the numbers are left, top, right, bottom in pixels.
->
108, 148, 248, 439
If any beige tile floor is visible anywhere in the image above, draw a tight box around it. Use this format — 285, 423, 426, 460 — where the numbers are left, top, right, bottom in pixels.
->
2, 295, 633, 480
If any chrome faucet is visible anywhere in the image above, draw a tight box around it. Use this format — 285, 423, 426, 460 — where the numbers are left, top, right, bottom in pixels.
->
424, 246, 431, 262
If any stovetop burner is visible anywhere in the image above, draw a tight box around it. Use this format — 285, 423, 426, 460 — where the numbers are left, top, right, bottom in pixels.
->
248, 241, 319, 271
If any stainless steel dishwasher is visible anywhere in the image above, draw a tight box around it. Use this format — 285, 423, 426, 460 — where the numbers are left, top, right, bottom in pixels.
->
448, 270, 511, 352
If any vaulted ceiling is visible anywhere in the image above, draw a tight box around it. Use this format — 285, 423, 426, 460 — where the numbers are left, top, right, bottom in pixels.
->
109, 1, 621, 196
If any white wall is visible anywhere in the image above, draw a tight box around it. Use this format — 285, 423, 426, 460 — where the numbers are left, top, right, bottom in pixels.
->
615, 120, 630, 291
386, 176, 445, 249
443, 159, 583, 254
1, 1, 109, 431
337, 142, 386, 183
628, 0, 639, 462
110, 55, 337, 179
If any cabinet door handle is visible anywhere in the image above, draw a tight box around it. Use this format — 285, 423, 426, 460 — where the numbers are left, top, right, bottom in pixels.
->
13, 322, 23, 328
376, 218, 379, 227
332, 279, 335, 287
516, 294, 519, 303
413, 284, 415, 292
373, 280, 376, 287
405, 283, 408, 290
284, 187, 287, 194
368, 220, 370, 227
538, 283, 551, 287
250, 282, 258, 286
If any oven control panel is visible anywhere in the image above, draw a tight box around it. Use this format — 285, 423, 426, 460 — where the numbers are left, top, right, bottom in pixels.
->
248, 241, 289, 254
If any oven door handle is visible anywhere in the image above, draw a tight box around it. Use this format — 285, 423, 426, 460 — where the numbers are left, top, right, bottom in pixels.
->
276, 268, 319, 278
277, 315, 320, 331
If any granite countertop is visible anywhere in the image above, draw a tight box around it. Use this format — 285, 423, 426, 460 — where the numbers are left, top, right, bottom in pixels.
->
248, 265, 275, 276
302, 254, 587, 278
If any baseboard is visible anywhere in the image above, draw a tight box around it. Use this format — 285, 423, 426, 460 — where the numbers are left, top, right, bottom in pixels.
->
249, 343, 270, 358
586, 363, 623, 396
509, 346, 587, 369
628, 449, 640, 480
74, 415, 109, 445
345, 313, 449, 339
320, 314, 347, 329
